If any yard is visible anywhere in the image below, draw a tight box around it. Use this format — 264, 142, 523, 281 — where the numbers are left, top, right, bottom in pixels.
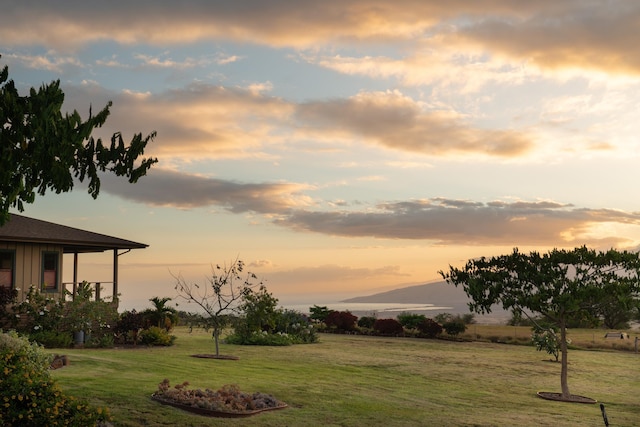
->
51, 327, 639, 426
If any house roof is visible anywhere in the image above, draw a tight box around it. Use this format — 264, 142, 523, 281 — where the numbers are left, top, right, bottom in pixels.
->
0, 214, 148, 253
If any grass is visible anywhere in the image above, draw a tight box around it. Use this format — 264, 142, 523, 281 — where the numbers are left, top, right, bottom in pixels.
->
50, 327, 640, 426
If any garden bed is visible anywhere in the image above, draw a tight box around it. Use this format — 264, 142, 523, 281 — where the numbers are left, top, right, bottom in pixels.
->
151, 380, 287, 417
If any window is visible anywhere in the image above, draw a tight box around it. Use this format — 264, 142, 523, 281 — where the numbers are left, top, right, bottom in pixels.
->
42, 252, 59, 291
0, 251, 14, 288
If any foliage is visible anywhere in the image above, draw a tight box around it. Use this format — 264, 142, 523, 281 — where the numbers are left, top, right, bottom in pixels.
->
11, 285, 65, 336
442, 321, 467, 337
440, 246, 640, 399
357, 315, 377, 329
236, 285, 280, 335
0, 331, 110, 426
416, 318, 443, 338
324, 311, 358, 332
63, 282, 118, 347
139, 326, 176, 346
114, 310, 145, 345
29, 330, 73, 349
0, 287, 17, 328
273, 309, 318, 343
373, 318, 404, 336
396, 312, 426, 330
0, 56, 157, 225
225, 330, 296, 346
309, 305, 334, 323
531, 325, 564, 362
141, 297, 179, 331
153, 379, 285, 413
434, 312, 476, 325
173, 258, 262, 356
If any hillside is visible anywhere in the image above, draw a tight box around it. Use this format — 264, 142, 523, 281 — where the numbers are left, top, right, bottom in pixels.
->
342, 281, 510, 323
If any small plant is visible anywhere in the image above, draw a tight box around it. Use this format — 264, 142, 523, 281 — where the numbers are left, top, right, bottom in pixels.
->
531, 325, 567, 362
140, 326, 176, 346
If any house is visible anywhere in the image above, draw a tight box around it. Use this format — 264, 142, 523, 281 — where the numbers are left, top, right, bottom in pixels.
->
0, 213, 147, 306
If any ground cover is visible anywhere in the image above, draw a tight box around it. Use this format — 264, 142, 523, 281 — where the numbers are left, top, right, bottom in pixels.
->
51, 327, 640, 426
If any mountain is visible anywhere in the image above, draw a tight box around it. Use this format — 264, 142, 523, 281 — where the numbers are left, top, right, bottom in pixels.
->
342, 281, 510, 323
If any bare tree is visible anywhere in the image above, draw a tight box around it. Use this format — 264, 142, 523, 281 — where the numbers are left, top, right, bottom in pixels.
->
173, 259, 262, 358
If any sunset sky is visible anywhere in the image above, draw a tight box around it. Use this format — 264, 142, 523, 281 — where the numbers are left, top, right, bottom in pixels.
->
3, 1, 640, 311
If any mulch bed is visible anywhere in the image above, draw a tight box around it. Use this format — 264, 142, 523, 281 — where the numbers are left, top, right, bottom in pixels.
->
537, 391, 597, 404
190, 354, 239, 360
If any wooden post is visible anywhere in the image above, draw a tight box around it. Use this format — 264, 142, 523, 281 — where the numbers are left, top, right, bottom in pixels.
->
95, 282, 101, 301
113, 249, 118, 306
73, 252, 79, 297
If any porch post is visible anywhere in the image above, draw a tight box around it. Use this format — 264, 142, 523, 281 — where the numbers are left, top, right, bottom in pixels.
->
113, 249, 118, 304
73, 252, 79, 297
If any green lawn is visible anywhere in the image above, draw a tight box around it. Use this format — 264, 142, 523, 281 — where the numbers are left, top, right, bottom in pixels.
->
51, 328, 639, 426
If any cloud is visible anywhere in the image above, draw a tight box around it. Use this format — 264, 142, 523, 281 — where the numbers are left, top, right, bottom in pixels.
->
296, 90, 533, 157
274, 198, 640, 246
101, 168, 315, 213
3, 1, 640, 76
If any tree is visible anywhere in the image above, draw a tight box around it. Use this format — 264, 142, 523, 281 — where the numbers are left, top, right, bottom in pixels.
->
440, 246, 640, 401
173, 259, 262, 357
0, 56, 157, 224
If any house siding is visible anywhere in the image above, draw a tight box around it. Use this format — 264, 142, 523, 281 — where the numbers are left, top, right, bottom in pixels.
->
0, 242, 64, 301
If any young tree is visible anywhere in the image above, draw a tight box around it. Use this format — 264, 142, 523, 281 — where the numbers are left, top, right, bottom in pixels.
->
440, 246, 640, 401
0, 57, 157, 224
173, 259, 262, 357
145, 297, 179, 330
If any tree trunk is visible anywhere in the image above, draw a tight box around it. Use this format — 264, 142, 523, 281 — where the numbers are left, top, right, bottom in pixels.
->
213, 327, 220, 356
559, 318, 570, 398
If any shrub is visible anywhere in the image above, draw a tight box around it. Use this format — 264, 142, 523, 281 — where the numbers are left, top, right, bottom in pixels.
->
0, 331, 110, 426
417, 318, 443, 338
140, 326, 176, 346
226, 331, 294, 346
29, 330, 73, 348
373, 318, 404, 336
324, 311, 358, 332
443, 321, 467, 336
396, 312, 426, 330
114, 310, 145, 344
273, 309, 318, 344
357, 316, 377, 329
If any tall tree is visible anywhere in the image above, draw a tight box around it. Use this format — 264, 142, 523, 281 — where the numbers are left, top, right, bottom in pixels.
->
0, 57, 157, 224
440, 246, 640, 401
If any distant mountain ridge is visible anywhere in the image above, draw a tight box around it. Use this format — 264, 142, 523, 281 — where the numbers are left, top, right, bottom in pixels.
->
342, 281, 509, 322
342, 281, 470, 310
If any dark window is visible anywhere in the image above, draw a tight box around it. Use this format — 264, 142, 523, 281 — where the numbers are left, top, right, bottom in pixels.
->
0, 251, 14, 288
42, 252, 59, 291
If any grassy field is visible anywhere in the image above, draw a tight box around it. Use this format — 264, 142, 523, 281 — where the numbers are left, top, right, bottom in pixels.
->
50, 327, 639, 426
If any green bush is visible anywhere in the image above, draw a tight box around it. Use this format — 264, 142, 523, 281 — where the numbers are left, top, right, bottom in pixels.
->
417, 318, 443, 338
0, 331, 110, 426
357, 316, 377, 329
29, 330, 73, 348
397, 312, 427, 330
140, 326, 176, 346
226, 331, 294, 346
443, 321, 467, 337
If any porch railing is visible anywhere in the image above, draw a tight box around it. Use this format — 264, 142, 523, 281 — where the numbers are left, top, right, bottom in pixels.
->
62, 281, 116, 302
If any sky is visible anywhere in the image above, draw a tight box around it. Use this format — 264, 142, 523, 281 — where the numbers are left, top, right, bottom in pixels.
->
3, 1, 640, 311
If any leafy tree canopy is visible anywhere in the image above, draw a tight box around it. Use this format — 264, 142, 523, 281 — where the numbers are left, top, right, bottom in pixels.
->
440, 246, 640, 399
0, 57, 157, 224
